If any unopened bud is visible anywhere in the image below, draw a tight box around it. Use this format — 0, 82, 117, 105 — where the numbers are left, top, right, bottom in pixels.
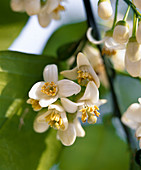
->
113, 21, 129, 44
98, 0, 113, 20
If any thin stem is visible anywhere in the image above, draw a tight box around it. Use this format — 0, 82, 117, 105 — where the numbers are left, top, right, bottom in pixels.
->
123, 5, 130, 21
132, 13, 138, 37
112, 0, 119, 30
123, 0, 141, 18
83, 0, 136, 149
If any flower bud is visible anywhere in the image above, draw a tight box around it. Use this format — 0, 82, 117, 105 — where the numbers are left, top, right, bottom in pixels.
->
113, 20, 129, 44
98, 0, 113, 20
133, 0, 141, 11
125, 37, 141, 62
11, 0, 24, 12
136, 21, 141, 44
88, 115, 97, 124
24, 0, 40, 16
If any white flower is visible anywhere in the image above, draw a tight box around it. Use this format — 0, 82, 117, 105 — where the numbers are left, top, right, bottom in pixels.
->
28, 64, 81, 108
113, 20, 129, 44
98, 0, 113, 20
34, 103, 68, 133
87, 28, 126, 56
133, 0, 141, 11
78, 81, 107, 124
57, 118, 85, 146
121, 98, 141, 148
61, 52, 100, 88
136, 21, 141, 44
38, 0, 65, 27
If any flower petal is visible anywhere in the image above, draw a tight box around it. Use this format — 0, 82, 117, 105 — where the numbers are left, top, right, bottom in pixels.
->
96, 99, 107, 107
79, 81, 99, 104
33, 111, 50, 133
58, 79, 81, 97
43, 64, 58, 83
88, 65, 100, 88
77, 52, 91, 67
48, 103, 64, 112
138, 98, 141, 104
25, 0, 40, 16
29, 81, 45, 100
87, 27, 108, 44
61, 98, 79, 113
39, 95, 58, 107
74, 119, 85, 137
125, 55, 141, 77
44, 0, 60, 13
38, 12, 51, 28
57, 123, 76, 146
60, 67, 78, 80
60, 111, 68, 131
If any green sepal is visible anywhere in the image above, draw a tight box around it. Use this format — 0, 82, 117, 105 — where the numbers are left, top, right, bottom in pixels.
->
115, 20, 129, 29
98, 0, 110, 5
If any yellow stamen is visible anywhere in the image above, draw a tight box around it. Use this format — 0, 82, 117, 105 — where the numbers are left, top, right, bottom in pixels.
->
27, 99, 41, 111
45, 111, 65, 130
53, 4, 65, 14
79, 105, 100, 124
77, 70, 94, 86
41, 82, 57, 96
102, 47, 116, 56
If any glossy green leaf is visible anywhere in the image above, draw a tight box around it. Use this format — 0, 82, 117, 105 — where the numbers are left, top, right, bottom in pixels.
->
114, 74, 141, 113
0, 0, 28, 50
59, 123, 130, 170
43, 22, 87, 57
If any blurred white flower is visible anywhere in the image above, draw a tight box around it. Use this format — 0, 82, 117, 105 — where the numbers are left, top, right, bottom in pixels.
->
87, 28, 126, 56
78, 81, 106, 124
125, 37, 141, 62
57, 118, 85, 146
83, 44, 109, 88
34, 103, 68, 133
98, 0, 113, 20
136, 21, 141, 44
121, 98, 141, 148
61, 52, 100, 88
11, 0, 65, 27
28, 64, 81, 108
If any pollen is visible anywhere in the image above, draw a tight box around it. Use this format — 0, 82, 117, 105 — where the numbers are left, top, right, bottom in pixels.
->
53, 4, 65, 14
80, 105, 100, 124
77, 70, 94, 86
41, 82, 58, 96
27, 98, 41, 111
45, 111, 65, 130
102, 47, 116, 56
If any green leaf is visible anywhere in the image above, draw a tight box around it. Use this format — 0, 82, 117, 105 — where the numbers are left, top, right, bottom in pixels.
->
0, 109, 62, 170
57, 41, 80, 61
0, 0, 28, 50
114, 74, 141, 113
43, 22, 87, 57
0, 51, 63, 170
59, 123, 130, 170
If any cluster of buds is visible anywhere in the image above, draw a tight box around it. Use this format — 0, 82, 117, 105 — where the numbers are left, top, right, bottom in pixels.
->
87, 0, 141, 78
11, 0, 65, 27
27, 52, 106, 146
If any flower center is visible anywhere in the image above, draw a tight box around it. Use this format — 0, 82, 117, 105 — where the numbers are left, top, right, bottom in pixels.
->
27, 99, 41, 111
41, 82, 58, 96
80, 105, 100, 124
102, 46, 116, 56
77, 70, 94, 86
53, 4, 65, 14
45, 111, 65, 130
